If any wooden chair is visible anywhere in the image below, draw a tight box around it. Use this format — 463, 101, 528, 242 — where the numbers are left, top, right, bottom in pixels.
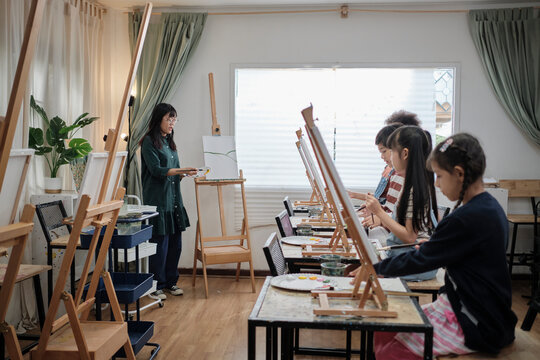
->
0, 205, 34, 360
275, 209, 295, 238
192, 173, 256, 298
499, 180, 540, 275
35, 200, 81, 303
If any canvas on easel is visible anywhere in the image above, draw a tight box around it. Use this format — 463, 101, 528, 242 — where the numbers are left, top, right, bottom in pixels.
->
302, 105, 397, 318
192, 72, 255, 297
296, 129, 353, 257
202, 135, 239, 180
0, 149, 34, 226
295, 130, 334, 226
73, 151, 127, 214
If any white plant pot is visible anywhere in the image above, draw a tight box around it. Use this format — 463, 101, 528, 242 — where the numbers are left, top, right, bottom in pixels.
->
44, 177, 62, 194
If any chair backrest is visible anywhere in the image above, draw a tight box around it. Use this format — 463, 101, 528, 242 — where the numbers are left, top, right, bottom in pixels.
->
275, 210, 294, 238
263, 232, 287, 276
35, 201, 71, 243
283, 196, 294, 217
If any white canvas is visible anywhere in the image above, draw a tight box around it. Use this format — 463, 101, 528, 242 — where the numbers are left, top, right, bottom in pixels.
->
74, 151, 127, 214
202, 136, 239, 180
0, 149, 34, 226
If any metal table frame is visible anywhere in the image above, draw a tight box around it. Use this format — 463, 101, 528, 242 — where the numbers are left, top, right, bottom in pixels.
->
248, 277, 433, 360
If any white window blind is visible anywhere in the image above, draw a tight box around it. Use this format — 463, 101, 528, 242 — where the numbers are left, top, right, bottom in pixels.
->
235, 67, 439, 227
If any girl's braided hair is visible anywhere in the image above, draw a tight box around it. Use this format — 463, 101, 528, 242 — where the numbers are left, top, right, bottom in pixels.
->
427, 133, 486, 211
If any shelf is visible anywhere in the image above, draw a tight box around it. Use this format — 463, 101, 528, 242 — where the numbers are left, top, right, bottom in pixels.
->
80, 224, 153, 249
84, 272, 153, 304
115, 321, 155, 357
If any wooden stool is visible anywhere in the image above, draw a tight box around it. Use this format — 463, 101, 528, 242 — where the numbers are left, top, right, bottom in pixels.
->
407, 269, 445, 302
499, 180, 540, 276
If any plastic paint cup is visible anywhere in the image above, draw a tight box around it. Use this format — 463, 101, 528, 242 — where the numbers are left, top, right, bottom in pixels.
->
319, 254, 342, 264
320, 262, 347, 277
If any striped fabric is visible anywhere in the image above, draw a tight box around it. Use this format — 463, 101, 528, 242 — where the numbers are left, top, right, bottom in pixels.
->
395, 293, 474, 357
384, 174, 404, 214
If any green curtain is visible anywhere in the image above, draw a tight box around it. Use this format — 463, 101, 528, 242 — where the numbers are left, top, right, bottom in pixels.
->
468, 8, 540, 146
126, 12, 207, 199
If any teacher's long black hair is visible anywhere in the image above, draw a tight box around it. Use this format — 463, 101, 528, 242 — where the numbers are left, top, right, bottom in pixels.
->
139, 103, 177, 150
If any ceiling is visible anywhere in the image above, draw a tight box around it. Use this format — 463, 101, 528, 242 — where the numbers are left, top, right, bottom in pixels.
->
96, 1, 539, 11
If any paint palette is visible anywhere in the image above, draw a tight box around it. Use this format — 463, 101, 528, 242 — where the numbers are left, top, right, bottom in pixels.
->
280, 236, 329, 246
270, 273, 340, 292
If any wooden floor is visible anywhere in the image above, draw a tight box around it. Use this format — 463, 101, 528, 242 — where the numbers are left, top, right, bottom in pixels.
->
17, 275, 540, 359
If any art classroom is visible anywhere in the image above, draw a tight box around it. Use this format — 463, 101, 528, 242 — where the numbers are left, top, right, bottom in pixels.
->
1, 0, 540, 359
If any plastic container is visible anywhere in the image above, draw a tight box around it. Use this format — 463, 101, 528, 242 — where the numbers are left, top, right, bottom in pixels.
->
319, 254, 342, 264
321, 262, 347, 276
296, 223, 314, 236
117, 212, 143, 235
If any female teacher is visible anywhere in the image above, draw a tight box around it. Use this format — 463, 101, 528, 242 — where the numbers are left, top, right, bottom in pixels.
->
140, 103, 197, 300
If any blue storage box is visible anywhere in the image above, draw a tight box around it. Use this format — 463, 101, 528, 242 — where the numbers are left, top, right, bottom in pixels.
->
83, 272, 153, 304
80, 224, 153, 249
115, 321, 155, 356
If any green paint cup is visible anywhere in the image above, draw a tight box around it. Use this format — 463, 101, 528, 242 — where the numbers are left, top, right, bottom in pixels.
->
321, 262, 347, 277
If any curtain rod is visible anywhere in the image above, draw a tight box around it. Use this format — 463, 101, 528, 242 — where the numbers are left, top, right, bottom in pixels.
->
128, 6, 540, 16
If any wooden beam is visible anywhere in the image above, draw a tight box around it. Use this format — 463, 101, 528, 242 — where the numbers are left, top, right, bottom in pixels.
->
0, 0, 45, 190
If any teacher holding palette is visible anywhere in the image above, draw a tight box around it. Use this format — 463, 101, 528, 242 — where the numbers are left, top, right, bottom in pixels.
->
140, 103, 197, 300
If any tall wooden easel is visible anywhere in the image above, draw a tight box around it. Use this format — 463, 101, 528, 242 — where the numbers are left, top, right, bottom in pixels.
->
191, 73, 256, 298
302, 105, 397, 318
296, 129, 353, 257
0, 1, 44, 359
31, 3, 154, 359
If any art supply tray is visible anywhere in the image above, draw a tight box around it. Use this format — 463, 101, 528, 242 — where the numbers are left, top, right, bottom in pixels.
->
83, 272, 153, 304
80, 224, 153, 249
114, 321, 155, 357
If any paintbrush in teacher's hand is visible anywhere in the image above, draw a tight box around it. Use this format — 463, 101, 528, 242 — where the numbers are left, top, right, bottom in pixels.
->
377, 242, 420, 251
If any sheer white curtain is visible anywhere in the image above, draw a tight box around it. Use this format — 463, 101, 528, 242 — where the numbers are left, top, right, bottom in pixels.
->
1, 0, 105, 331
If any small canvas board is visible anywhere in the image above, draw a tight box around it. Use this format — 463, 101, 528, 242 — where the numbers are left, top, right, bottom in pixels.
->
0, 149, 34, 226
74, 151, 127, 214
202, 136, 238, 180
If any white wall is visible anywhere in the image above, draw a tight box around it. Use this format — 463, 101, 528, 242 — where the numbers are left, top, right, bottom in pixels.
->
142, 8, 540, 271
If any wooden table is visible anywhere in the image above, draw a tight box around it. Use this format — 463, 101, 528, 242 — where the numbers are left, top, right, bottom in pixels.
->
0, 263, 51, 357
248, 277, 433, 360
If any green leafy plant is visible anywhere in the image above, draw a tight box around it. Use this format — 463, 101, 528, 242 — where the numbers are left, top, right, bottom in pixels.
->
29, 95, 98, 178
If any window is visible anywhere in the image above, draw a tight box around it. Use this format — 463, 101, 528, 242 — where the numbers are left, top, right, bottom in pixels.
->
234, 66, 455, 226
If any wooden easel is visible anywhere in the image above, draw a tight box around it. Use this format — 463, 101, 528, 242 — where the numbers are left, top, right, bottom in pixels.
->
31, 3, 154, 359
0, 1, 44, 359
302, 105, 397, 318
191, 73, 256, 298
296, 129, 353, 257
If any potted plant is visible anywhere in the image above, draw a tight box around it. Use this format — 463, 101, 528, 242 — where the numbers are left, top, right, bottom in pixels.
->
29, 95, 98, 193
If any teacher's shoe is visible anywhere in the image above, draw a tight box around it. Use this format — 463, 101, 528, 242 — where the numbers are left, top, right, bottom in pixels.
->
166, 285, 184, 296
149, 289, 167, 300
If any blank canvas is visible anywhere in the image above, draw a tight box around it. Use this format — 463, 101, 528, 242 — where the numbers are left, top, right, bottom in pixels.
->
0, 149, 34, 226
202, 136, 239, 180
74, 151, 127, 214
